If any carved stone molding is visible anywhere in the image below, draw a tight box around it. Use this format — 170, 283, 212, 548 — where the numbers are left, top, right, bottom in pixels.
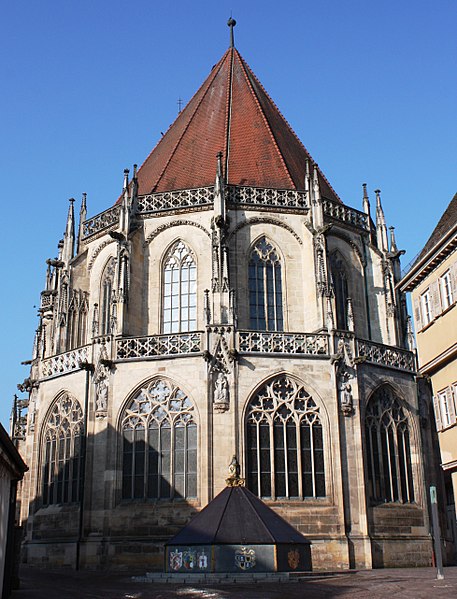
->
144, 220, 211, 247
228, 216, 303, 246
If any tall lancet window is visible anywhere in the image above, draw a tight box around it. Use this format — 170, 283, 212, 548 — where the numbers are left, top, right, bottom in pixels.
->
330, 253, 349, 330
121, 379, 197, 500
100, 257, 115, 335
246, 375, 325, 499
249, 237, 283, 331
41, 393, 84, 505
365, 385, 415, 504
163, 241, 197, 334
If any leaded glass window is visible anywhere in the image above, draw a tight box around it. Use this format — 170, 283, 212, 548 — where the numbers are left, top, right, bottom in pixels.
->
330, 253, 349, 330
365, 385, 414, 504
41, 394, 83, 505
163, 241, 197, 334
121, 379, 197, 500
247, 375, 325, 499
101, 257, 115, 335
249, 237, 283, 331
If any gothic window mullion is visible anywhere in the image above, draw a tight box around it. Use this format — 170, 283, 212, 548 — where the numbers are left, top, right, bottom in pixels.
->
376, 423, 387, 501
269, 422, 276, 499
297, 420, 303, 499
282, 421, 289, 498
256, 421, 261, 496
310, 424, 316, 498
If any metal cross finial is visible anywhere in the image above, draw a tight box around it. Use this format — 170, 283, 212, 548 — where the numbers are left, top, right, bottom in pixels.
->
177, 97, 183, 113
227, 17, 236, 48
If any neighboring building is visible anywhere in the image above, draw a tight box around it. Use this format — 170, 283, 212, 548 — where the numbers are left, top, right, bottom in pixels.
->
16, 22, 436, 571
0, 423, 27, 598
400, 192, 457, 549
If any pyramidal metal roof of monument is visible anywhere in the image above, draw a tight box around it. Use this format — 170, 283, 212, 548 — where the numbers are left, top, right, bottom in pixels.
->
166, 485, 309, 546
134, 44, 340, 202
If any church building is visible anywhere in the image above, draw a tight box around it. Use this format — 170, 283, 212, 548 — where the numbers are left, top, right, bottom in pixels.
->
16, 21, 436, 571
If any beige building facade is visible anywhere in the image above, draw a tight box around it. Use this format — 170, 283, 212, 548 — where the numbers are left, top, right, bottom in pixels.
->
400, 193, 457, 549
15, 31, 438, 571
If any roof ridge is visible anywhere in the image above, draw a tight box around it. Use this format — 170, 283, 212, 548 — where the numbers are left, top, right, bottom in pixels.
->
213, 487, 233, 541
224, 48, 234, 181
235, 50, 295, 189
152, 50, 231, 192
238, 52, 341, 200
241, 487, 276, 543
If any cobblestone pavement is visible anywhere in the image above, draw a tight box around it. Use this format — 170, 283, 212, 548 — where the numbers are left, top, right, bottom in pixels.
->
11, 566, 457, 599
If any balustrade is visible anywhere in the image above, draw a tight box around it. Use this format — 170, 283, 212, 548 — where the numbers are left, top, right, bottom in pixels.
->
237, 331, 329, 355
356, 339, 416, 372
41, 346, 91, 378
116, 332, 202, 360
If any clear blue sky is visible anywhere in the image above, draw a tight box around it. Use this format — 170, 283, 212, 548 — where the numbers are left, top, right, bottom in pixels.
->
1, 0, 456, 427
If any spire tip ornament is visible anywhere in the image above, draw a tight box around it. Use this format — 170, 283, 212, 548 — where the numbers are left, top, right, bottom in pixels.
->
227, 17, 236, 48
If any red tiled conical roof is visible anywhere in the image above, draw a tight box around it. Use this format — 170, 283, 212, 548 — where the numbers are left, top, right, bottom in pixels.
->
135, 47, 339, 201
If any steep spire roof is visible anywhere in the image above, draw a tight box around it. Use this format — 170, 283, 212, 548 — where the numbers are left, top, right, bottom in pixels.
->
134, 46, 340, 201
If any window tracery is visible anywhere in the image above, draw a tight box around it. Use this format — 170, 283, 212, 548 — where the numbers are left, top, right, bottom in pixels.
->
249, 237, 283, 331
330, 253, 349, 330
246, 375, 325, 499
41, 394, 84, 505
162, 241, 197, 334
100, 257, 116, 335
121, 379, 197, 500
365, 385, 414, 504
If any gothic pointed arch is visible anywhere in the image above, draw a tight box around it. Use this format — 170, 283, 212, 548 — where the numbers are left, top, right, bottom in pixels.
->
365, 384, 415, 504
40, 392, 84, 506
329, 251, 350, 330
100, 256, 116, 335
120, 377, 197, 501
162, 240, 197, 334
248, 236, 284, 331
246, 374, 326, 500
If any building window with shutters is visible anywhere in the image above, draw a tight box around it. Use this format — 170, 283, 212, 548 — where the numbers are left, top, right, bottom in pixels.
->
121, 379, 197, 501
420, 289, 432, 325
162, 241, 197, 334
41, 393, 84, 506
246, 375, 325, 500
365, 385, 415, 504
440, 271, 453, 310
434, 387, 457, 431
249, 237, 284, 331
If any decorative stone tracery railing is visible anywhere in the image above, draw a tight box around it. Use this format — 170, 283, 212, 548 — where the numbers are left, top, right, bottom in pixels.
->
41, 345, 91, 379
83, 205, 121, 239
356, 339, 416, 372
227, 186, 308, 209
137, 187, 214, 214
323, 198, 368, 230
237, 331, 329, 355
116, 332, 203, 360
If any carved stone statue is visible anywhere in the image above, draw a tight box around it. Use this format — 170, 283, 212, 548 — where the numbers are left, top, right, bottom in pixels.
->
213, 372, 229, 412
340, 382, 353, 416
96, 376, 108, 413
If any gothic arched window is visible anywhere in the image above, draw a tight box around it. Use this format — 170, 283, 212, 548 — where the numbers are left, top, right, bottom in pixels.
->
121, 379, 197, 500
246, 375, 325, 499
365, 386, 414, 504
162, 241, 197, 334
100, 257, 116, 335
330, 253, 349, 330
67, 290, 88, 350
41, 394, 83, 505
249, 237, 283, 331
